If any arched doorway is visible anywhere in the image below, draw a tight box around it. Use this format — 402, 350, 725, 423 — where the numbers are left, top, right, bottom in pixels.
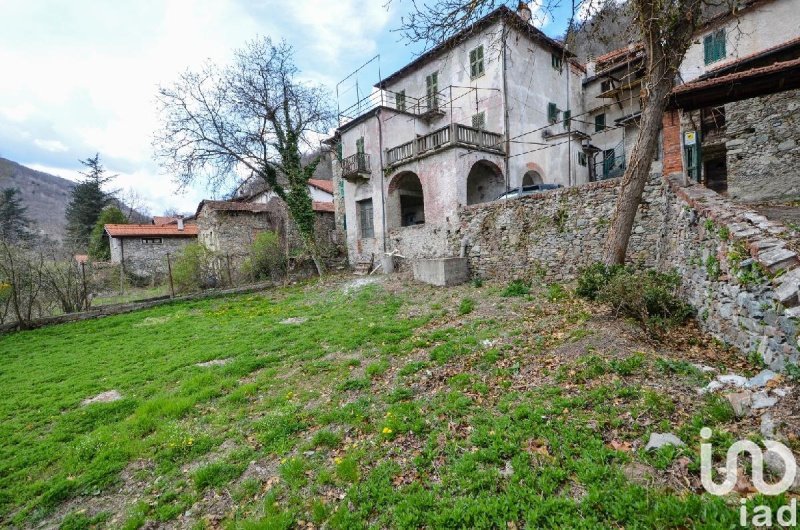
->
467, 160, 505, 205
522, 170, 543, 186
388, 172, 425, 228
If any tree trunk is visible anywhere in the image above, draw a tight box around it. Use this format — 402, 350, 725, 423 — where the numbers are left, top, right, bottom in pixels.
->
603, 52, 676, 265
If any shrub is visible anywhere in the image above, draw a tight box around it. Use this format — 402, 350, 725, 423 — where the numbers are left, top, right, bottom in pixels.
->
575, 263, 625, 301
242, 231, 286, 282
171, 243, 218, 293
458, 298, 476, 315
88, 207, 127, 261
502, 280, 530, 297
597, 268, 693, 334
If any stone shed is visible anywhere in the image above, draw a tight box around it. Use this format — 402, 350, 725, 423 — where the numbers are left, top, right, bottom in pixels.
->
195, 201, 277, 267
105, 221, 198, 280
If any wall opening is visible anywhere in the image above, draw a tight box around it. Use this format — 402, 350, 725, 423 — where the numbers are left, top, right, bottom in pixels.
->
522, 170, 544, 186
467, 160, 505, 205
387, 171, 425, 228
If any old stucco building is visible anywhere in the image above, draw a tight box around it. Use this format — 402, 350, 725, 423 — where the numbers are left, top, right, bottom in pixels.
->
332, 0, 800, 267
105, 219, 198, 280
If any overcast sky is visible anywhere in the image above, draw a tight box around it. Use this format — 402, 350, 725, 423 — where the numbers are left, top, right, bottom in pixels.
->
0, 0, 564, 216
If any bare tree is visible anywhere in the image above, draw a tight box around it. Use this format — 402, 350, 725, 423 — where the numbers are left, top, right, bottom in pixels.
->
154, 37, 335, 275
393, 0, 712, 265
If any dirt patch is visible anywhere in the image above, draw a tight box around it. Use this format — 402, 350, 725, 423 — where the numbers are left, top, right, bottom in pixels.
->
81, 390, 122, 406
196, 358, 232, 368
280, 317, 308, 325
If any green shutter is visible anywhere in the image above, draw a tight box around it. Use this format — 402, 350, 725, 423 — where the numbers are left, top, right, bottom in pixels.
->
356, 137, 364, 154
595, 113, 605, 132
716, 30, 726, 62
547, 102, 558, 124
395, 90, 406, 112
426, 72, 438, 109
336, 142, 342, 161
563, 109, 571, 128
704, 34, 712, 64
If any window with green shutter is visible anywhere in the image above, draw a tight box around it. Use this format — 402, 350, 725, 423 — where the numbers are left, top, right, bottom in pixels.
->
472, 111, 486, 130
578, 152, 587, 166
395, 90, 406, 112
547, 102, 559, 124
563, 109, 571, 128
358, 199, 374, 239
356, 137, 364, 154
704, 29, 726, 64
426, 72, 439, 110
552, 53, 563, 71
595, 113, 606, 132
336, 141, 342, 162
470, 45, 485, 79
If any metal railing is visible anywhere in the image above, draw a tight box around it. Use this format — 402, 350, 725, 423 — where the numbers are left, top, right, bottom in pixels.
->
341, 153, 371, 178
385, 123, 504, 167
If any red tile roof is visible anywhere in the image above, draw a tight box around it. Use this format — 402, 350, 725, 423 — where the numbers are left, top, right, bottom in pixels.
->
195, 200, 273, 217
308, 179, 334, 194
673, 57, 800, 94
595, 43, 644, 67
313, 201, 335, 213
104, 224, 199, 237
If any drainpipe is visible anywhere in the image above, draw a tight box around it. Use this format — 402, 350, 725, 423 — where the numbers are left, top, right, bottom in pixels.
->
377, 108, 388, 253
502, 19, 511, 194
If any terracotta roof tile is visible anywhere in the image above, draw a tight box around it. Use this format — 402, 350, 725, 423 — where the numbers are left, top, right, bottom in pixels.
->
673, 57, 800, 94
595, 43, 644, 67
152, 216, 178, 226
104, 224, 199, 237
196, 200, 273, 217
308, 179, 334, 194
313, 201, 335, 213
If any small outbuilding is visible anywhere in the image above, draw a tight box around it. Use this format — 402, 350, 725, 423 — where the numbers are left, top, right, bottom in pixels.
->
105, 219, 198, 280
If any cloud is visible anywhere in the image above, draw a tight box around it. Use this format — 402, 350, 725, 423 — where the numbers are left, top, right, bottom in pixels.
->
33, 139, 69, 153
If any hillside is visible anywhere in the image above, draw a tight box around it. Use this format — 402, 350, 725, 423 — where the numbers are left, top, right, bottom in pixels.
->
0, 157, 146, 242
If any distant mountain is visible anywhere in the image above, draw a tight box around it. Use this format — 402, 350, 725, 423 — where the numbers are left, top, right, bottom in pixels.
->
0, 157, 147, 242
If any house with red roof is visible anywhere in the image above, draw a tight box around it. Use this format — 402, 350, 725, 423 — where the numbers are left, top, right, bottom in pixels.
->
105, 217, 197, 280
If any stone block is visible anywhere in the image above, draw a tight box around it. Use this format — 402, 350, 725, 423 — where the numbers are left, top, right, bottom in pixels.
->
412, 257, 470, 287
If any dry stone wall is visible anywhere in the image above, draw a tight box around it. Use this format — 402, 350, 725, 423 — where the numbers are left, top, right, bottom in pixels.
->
452, 174, 800, 371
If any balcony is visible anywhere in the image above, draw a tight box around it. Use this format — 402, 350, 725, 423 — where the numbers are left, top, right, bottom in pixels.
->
341, 153, 371, 181
386, 123, 504, 167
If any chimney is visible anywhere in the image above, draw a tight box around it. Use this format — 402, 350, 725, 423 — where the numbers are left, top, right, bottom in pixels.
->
177, 215, 184, 231
517, 1, 532, 23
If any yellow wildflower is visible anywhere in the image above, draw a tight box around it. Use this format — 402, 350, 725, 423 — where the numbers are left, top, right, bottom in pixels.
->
382, 427, 393, 435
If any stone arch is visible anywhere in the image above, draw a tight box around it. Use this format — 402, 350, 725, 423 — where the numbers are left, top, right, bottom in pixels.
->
467, 160, 505, 205
387, 171, 425, 228
522, 170, 544, 186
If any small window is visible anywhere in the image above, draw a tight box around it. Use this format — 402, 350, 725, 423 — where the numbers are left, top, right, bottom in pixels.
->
578, 152, 587, 167
395, 90, 406, 112
356, 137, 365, 155
470, 45, 485, 79
704, 29, 726, 65
472, 111, 486, 130
547, 102, 559, 124
551, 53, 563, 71
563, 109, 571, 128
335, 142, 343, 162
595, 113, 606, 132
600, 79, 612, 93
142, 238, 162, 244
426, 72, 439, 110
358, 199, 374, 239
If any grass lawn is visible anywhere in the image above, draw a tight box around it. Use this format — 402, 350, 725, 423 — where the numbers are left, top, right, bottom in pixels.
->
0, 274, 792, 529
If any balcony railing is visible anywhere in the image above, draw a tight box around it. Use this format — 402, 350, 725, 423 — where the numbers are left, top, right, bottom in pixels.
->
385, 123, 504, 167
341, 153, 371, 180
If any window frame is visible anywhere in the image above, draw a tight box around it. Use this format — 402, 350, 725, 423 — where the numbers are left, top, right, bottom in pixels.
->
563, 109, 572, 129
471, 111, 486, 130
426, 71, 439, 110
551, 53, 563, 71
547, 102, 559, 124
395, 90, 406, 112
141, 237, 163, 245
357, 199, 374, 239
356, 137, 365, 155
578, 152, 587, 167
594, 113, 606, 132
470, 45, 485, 79
704, 29, 726, 65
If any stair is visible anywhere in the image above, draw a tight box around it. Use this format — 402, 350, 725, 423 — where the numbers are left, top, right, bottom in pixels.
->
353, 256, 374, 276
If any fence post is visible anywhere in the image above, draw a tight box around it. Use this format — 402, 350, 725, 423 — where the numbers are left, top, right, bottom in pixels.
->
226, 253, 233, 286
80, 261, 88, 309
166, 253, 175, 298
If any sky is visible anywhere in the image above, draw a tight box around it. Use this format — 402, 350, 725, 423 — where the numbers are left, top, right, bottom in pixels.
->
0, 0, 569, 216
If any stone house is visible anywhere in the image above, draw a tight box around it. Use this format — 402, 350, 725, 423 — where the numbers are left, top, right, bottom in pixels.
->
332, 0, 799, 267
105, 219, 198, 280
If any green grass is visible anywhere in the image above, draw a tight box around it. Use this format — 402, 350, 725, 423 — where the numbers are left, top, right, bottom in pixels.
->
0, 278, 753, 528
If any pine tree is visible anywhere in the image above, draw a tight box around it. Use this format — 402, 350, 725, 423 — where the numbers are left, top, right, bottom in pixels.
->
65, 154, 116, 250
0, 187, 32, 243
88, 206, 127, 261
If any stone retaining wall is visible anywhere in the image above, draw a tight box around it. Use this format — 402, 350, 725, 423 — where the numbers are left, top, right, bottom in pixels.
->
452, 174, 800, 370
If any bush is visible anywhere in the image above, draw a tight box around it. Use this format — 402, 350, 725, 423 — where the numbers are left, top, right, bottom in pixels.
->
242, 231, 286, 282
171, 243, 218, 293
586, 266, 694, 334
575, 263, 625, 301
502, 280, 530, 297
88, 207, 127, 261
